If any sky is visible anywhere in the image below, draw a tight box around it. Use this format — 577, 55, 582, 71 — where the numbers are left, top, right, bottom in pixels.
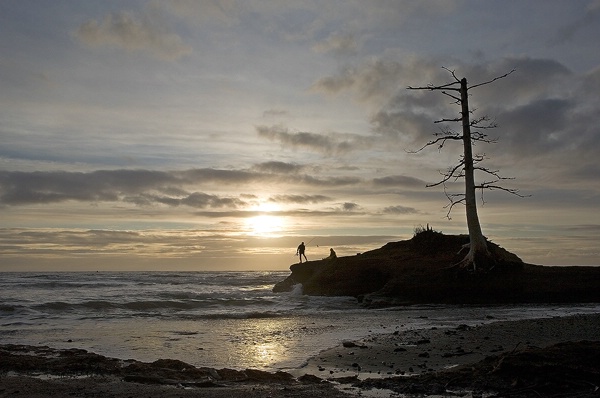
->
1, 0, 599, 271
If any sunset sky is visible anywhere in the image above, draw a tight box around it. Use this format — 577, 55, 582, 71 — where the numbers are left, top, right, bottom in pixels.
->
1, 1, 599, 271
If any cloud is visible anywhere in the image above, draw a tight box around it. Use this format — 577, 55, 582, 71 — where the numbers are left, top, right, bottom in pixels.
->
312, 58, 404, 103
495, 98, 574, 155
76, 10, 192, 60
256, 124, 368, 154
382, 205, 419, 215
0, 168, 364, 207
313, 54, 600, 171
0, 170, 174, 205
167, 0, 240, 24
312, 31, 359, 55
262, 109, 289, 118
340, 202, 361, 212
373, 175, 427, 188
0, 169, 242, 207
268, 194, 332, 204
193, 208, 366, 218
256, 124, 337, 153
124, 192, 247, 209
549, 1, 600, 46
252, 161, 304, 174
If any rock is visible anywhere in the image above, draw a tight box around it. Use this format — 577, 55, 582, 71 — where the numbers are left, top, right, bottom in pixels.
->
272, 232, 600, 305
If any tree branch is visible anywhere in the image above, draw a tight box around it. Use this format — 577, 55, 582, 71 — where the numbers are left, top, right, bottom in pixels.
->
441, 90, 461, 103
427, 159, 465, 188
407, 133, 462, 153
469, 69, 516, 90
441, 185, 465, 219
407, 82, 460, 91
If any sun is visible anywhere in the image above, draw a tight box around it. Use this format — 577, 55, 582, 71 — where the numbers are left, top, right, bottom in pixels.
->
245, 203, 286, 236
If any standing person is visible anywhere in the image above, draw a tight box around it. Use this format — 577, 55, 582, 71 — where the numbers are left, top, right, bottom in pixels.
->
296, 242, 307, 263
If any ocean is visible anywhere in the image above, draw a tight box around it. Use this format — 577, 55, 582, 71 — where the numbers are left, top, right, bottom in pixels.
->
1, 271, 599, 372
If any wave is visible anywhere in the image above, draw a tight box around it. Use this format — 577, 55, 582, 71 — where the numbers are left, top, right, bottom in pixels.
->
183, 311, 285, 320
0, 304, 18, 313
30, 296, 282, 314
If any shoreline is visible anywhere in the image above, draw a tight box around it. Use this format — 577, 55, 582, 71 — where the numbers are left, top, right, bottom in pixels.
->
295, 312, 600, 380
1, 313, 599, 397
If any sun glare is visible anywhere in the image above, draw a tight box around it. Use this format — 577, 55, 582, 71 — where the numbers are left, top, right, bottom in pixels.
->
245, 203, 286, 236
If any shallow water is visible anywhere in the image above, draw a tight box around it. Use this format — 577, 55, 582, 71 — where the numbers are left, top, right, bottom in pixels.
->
1, 271, 599, 371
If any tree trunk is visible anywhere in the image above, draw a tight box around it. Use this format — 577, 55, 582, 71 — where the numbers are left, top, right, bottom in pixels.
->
459, 78, 491, 270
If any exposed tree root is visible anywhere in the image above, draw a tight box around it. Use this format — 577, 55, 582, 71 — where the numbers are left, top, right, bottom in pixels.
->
451, 242, 496, 271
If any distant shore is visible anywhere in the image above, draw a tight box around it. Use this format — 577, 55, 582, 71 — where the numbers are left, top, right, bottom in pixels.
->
2, 313, 599, 397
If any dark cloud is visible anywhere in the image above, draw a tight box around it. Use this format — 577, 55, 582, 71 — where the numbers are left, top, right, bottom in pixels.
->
193, 209, 366, 218
0, 168, 363, 207
466, 57, 572, 108
269, 194, 332, 204
178, 168, 261, 184
297, 175, 361, 186
383, 205, 419, 214
252, 161, 304, 174
312, 58, 411, 101
549, 3, 600, 46
0, 170, 174, 205
316, 55, 600, 177
256, 124, 369, 154
341, 202, 360, 211
124, 192, 247, 209
495, 98, 574, 155
369, 110, 429, 141
373, 175, 427, 188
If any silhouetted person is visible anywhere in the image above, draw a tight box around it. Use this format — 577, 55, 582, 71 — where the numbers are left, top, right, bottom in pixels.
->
324, 248, 336, 260
296, 242, 307, 263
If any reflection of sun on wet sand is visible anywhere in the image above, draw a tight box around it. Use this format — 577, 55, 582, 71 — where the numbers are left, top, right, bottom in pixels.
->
2, 314, 599, 397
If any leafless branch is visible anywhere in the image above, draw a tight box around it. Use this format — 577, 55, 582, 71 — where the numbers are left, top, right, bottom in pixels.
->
441, 66, 461, 82
477, 183, 529, 198
471, 132, 498, 143
441, 184, 465, 219
407, 67, 526, 221
441, 90, 461, 103
407, 66, 461, 91
407, 133, 462, 153
407, 82, 460, 91
470, 116, 497, 129
428, 159, 465, 188
435, 117, 463, 124
469, 69, 516, 90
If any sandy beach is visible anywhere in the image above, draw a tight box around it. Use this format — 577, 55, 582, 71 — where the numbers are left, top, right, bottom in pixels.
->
2, 313, 599, 397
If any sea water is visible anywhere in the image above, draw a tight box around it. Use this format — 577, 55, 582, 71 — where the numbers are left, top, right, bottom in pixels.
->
1, 271, 599, 372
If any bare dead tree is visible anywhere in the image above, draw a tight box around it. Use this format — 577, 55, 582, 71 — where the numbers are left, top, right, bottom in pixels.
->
408, 67, 525, 271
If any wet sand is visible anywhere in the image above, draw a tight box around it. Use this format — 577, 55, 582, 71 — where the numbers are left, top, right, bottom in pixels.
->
298, 313, 600, 380
1, 313, 599, 397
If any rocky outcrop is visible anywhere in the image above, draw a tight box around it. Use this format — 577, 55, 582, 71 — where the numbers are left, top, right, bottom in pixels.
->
273, 231, 600, 305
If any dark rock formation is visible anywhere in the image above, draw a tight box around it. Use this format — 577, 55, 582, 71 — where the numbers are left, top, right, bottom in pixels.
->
273, 231, 600, 305
0, 344, 296, 386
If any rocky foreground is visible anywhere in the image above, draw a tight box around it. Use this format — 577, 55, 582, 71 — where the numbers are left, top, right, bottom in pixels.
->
273, 230, 600, 305
1, 315, 600, 397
